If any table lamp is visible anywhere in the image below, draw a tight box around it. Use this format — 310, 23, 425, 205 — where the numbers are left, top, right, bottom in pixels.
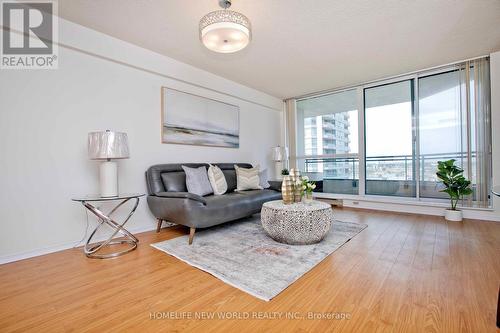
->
272, 146, 289, 180
88, 130, 129, 197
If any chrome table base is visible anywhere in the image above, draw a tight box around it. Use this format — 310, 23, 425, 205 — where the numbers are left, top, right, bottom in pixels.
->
80, 197, 140, 259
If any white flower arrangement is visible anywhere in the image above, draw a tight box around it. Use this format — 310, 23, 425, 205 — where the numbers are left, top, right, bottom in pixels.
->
300, 176, 316, 194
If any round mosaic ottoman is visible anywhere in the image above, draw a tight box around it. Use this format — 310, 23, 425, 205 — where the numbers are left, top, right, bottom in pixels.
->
260, 200, 334, 245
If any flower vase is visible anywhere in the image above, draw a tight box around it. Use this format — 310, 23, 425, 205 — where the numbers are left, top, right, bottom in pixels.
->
281, 176, 294, 205
303, 192, 313, 205
289, 168, 302, 203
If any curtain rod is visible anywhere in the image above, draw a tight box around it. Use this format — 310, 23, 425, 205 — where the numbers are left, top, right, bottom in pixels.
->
287, 54, 490, 101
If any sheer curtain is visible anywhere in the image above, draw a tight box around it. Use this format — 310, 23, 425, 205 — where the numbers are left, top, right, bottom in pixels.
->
472, 58, 492, 207
284, 99, 298, 169
460, 58, 491, 207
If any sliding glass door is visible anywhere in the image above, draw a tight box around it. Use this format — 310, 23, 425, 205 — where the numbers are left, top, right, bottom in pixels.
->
364, 80, 416, 197
418, 70, 466, 199
296, 89, 359, 194
292, 57, 491, 206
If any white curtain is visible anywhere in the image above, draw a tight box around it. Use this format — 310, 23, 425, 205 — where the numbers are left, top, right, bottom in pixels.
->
460, 58, 491, 207
473, 58, 492, 207
284, 99, 298, 169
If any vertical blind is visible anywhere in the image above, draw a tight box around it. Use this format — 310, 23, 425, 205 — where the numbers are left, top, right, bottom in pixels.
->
466, 58, 492, 207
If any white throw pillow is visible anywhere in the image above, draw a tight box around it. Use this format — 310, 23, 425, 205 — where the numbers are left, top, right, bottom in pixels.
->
207, 164, 228, 195
234, 165, 263, 191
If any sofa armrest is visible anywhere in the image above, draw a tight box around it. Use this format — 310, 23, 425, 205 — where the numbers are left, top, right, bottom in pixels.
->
154, 192, 207, 205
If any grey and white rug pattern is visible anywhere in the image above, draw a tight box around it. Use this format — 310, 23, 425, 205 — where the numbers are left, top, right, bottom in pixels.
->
151, 216, 367, 301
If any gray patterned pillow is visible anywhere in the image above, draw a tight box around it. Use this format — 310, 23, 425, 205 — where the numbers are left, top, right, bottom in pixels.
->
181, 165, 213, 197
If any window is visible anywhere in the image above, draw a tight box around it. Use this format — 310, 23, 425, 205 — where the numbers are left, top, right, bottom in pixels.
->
418, 70, 466, 199
296, 89, 359, 194
292, 57, 491, 207
418, 61, 491, 206
364, 80, 416, 197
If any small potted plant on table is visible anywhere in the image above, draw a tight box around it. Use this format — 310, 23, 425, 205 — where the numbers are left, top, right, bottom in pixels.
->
436, 159, 473, 222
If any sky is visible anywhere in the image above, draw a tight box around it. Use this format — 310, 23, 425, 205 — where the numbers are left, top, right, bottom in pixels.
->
344, 86, 462, 157
365, 102, 413, 156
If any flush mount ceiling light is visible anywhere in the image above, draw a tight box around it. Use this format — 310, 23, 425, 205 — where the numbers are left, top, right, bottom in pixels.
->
199, 0, 252, 53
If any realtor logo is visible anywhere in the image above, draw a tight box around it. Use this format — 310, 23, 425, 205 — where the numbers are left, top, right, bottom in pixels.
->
1, 0, 58, 69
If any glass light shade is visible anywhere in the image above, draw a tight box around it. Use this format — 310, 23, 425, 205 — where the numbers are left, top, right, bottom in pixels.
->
272, 146, 289, 161
272, 146, 283, 161
88, 131, 130, 160
200, 10, 251, 53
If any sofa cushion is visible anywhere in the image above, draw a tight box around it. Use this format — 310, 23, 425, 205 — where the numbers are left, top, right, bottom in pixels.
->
222, 169, 237, 192
204, 192, 248, 209
161, 172, 187, 192
195, 192, 252, 228
238, 189, 282, 207
182, 165, 213, 197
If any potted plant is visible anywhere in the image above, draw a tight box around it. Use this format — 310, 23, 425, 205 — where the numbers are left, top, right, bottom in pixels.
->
281, 168, 289, 176
436, 159, 473, 222
300, 176, 316, 205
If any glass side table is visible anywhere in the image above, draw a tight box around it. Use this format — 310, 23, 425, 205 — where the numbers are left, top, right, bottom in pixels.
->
72, 193, 145, 259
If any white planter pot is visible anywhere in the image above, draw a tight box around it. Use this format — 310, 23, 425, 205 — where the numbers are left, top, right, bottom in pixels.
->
444, 209, 463, 222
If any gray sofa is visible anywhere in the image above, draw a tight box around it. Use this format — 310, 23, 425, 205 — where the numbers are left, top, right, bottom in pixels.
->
145, 163, 281, 244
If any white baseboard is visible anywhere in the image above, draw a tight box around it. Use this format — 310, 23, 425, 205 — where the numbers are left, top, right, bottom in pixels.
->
314, 193, 500, 222
0, 224, 159, 265
341, 199, 500, 222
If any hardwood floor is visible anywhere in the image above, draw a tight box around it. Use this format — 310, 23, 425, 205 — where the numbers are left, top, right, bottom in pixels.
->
1, 208, 499, 332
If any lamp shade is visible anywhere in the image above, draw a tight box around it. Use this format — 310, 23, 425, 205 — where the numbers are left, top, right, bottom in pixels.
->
88, 131, 129, 160
272, 146, 288, 161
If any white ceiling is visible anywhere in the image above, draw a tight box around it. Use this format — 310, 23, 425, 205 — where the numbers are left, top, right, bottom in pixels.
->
59, 0, 500, 99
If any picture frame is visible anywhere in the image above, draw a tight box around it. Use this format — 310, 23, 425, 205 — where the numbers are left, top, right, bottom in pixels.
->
161, 87, 240, 148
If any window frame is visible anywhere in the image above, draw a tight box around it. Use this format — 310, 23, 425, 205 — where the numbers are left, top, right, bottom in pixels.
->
363, 78, 417, 198
293, 61, 491, 207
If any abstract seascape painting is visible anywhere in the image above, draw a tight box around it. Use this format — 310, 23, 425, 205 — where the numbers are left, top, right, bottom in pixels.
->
161, 87, 240, 148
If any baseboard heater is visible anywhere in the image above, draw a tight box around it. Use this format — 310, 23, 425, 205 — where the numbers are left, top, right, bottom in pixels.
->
316, 198, 343, 207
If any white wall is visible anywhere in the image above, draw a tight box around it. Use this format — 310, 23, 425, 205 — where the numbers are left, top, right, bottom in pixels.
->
0, 19, 283, 263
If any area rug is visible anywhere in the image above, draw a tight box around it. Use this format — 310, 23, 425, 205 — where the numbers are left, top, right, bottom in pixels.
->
151, 216, 367, 301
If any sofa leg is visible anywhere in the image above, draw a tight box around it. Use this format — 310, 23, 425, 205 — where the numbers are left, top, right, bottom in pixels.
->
188, 227, 196, 245
156, 218, 163, 233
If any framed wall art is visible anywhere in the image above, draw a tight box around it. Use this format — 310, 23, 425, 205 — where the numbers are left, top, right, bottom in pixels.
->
161, 87, 240, 148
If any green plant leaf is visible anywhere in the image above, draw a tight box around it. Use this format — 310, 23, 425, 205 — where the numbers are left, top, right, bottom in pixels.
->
436, 159, 472, 208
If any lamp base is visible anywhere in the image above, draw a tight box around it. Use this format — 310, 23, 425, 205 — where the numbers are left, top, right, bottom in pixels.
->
274, 161, 283, 180
100, 161, 118, 197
